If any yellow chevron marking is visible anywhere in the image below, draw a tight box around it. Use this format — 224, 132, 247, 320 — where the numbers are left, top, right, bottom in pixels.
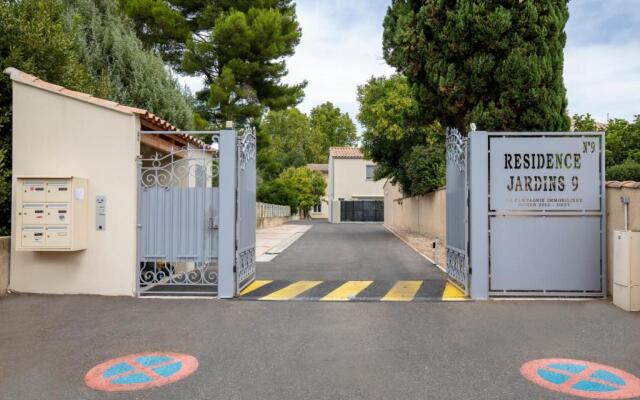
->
240, 280, 273, 296
260, 281, 323, 301
320, 280, 373, 301
381, 281, 422, 301
442, 281, 466, 301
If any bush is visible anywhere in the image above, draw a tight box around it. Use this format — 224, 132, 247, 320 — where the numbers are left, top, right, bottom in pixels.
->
606, 162, 640, 182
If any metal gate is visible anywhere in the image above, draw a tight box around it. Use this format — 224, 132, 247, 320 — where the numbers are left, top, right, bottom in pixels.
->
445, 127, 469, 295
235, 128, 257, 292
340, 200, 384, 222
136, 127, 256, 297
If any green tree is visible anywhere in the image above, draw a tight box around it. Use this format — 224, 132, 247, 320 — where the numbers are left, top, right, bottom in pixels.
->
67, 0, 196, 130
574, 113, 640, 181
119, 0, 306, 126
572, 113, 598, 132
358, 75, 445, 196
257, 166, 326, 216
259, 108, 323, 179
383, 0, 571, 134
309, 102, 358, 159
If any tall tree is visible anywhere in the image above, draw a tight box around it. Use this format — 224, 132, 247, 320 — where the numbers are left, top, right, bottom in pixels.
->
309, 102, 358, 158
383, 0, 571, 134
358, 75, 445, 196
119, 0, 306, 126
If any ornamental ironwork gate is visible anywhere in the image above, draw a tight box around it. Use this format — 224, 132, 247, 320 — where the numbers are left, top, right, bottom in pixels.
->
235, 128, 257, 293
136, 127, 256, 297
445, 127, 470, 295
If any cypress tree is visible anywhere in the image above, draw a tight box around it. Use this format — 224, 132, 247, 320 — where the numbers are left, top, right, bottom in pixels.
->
383, 0, 571, 133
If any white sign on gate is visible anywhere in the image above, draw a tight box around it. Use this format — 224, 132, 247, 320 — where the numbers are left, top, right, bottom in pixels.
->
489, 136, 601, 212
468, 132, 605, 299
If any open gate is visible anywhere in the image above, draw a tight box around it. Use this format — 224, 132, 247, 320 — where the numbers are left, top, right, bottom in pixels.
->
445, 127, 470, 295
136, 127, 256, 297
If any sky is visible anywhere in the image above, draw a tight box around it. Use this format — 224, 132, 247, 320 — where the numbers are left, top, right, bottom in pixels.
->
179, 0, 640, 127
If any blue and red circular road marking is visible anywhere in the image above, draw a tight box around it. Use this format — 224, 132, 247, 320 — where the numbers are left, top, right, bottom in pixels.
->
521, 358, 640, 399
85, 352, 198, 392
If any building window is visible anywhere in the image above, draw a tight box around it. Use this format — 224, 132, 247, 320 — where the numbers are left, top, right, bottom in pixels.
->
313, 204, 322, 213
366, 165, 376, 180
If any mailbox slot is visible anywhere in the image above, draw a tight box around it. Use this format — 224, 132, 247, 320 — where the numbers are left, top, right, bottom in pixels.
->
45, 226, 70, 247
45, 204, 70, 225
46, 181, 71, 202
22, 181, 46, 202
22, 226, 45, 247
21, 204, 45, 225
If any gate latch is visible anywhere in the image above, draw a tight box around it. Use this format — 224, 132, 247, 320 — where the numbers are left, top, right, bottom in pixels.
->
208, 217, 218, 230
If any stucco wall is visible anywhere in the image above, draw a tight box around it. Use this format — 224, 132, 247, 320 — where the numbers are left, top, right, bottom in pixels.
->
330, 158, 385, 200
10, 82, 139, 296
606, 183, 640, 294
383, 181, 446, 241
0, 237, 9, 296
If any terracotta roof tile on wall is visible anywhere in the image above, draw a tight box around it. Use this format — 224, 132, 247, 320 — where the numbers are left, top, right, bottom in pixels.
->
329, 147, 364, 159
606, 181, 640, 189
3, 67, 211, 150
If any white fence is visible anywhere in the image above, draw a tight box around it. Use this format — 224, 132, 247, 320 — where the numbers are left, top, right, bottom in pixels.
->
257, 202, 291, 218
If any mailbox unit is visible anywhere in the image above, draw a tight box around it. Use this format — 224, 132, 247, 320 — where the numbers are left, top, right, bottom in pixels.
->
15, 177, 88, 251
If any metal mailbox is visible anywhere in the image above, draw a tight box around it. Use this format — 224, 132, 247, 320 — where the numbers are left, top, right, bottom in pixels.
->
16, 177, 88, 251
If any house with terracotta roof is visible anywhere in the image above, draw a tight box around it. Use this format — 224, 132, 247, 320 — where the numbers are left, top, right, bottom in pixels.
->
328, 147, 385, 223
4, 67, 214, 296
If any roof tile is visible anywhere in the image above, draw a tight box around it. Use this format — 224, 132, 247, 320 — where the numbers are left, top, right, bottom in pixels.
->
329, 147, 364, 159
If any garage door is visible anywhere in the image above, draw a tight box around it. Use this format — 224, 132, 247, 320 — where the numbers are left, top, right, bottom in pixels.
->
340, 200, 384, 222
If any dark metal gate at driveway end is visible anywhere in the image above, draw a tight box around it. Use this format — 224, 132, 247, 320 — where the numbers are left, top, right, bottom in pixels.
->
340, 200, 384, 222
136, 127, 256, 298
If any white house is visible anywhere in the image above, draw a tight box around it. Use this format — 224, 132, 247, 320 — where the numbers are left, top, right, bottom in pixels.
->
306, 163, 329, 219
328, 147, 385, 223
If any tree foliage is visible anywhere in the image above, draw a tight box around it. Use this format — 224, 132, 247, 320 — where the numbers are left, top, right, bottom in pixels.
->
257, 103, 357, 183
119, 0, 306, 126
257, 166, 326, 216
68, 0, 196, 130
358, 75, 445, 196
309, 102, 358, 157
574, 113, 640, 181
383, 0, 571, 134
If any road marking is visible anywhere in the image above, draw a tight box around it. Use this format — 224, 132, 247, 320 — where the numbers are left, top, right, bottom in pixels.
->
260, 281, 323, 301
240, 280, 273, 296
321, 281, 373, 301
381, 281, 423, 301
521, 358, 640, 399
442, 282, 466, 301
85, 352, 198, 392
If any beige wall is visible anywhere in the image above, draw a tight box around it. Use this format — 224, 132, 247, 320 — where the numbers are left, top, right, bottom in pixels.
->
0, 237, 9, 295
330, 158, 384, 200
10, 82, 139, 296
383, 181, 446, 241
606, 185, 640, 294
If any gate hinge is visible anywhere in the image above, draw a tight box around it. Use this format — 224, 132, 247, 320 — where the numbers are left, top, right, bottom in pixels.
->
468, 267, 472, 275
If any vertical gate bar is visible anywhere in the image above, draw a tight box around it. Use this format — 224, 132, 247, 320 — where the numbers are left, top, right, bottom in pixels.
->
218, 128, 237, 298
136, 155, 142, 295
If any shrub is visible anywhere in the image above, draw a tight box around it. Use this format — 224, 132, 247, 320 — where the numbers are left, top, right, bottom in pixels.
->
606, 162, 640, 182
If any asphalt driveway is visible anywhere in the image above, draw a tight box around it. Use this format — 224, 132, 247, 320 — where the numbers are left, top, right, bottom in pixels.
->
256, 220, 443, 281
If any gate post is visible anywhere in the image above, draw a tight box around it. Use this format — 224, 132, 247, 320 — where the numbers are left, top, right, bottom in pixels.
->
468, 131, 489, 299
218, 128, 237, 298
